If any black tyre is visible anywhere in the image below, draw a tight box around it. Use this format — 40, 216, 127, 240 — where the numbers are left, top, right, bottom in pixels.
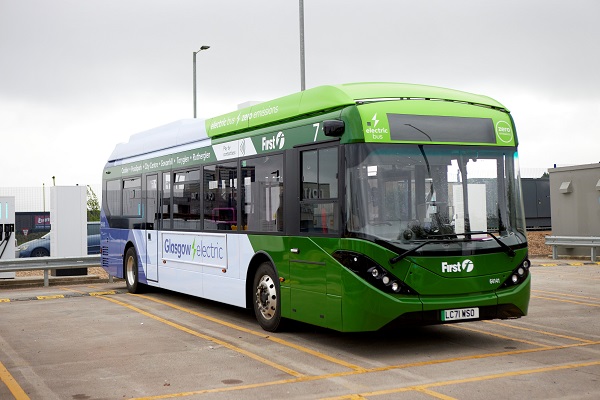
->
253, 262, 283, 332
31, 248, 50, 257
124, 247, 143, 293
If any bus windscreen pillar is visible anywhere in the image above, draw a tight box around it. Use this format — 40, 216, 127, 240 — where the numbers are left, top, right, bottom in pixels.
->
50, 186, 87, 276
0, 197, 16, 279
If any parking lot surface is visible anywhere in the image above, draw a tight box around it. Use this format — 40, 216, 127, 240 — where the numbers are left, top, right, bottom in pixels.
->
1, 260, 599, 400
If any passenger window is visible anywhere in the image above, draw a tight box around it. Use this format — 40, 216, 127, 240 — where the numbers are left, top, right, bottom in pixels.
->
204, 162, 237, 230
172, 170, 201, 230
241, 154, 284, 232
122, 177, 142, 217
106, 179, 121, 216
300, 147, 339, 234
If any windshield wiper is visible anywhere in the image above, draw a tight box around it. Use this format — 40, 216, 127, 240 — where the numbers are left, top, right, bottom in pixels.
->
386, 230, 515, 264
389, 240, 436, 264
427, 231, 516, 257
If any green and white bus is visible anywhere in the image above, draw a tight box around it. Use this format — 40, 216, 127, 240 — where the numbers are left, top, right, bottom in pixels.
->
100, 82, 530, 332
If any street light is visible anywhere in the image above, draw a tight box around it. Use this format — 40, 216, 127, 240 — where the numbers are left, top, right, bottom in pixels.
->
299, 0, 305, 91
193, 45, 210, 118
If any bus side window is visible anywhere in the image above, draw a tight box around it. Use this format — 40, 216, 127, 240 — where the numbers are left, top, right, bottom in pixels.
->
203, 162, 237, 230
241, 154, 284, 232
162, 173, 172, 230
300, 147, 339, 234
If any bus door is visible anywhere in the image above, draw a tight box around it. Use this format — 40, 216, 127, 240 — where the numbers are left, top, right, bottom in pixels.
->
288, 146, 341, 328
145, 174, 159, 281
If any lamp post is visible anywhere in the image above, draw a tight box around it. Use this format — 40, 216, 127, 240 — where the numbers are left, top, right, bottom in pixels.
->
193, 45, 210, 118
299, 0, 305, 91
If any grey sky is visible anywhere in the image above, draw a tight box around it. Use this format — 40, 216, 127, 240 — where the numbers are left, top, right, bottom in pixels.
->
1, 0, 598, 188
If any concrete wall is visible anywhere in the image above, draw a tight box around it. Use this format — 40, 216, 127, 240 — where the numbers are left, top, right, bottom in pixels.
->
549, 163, 600, 256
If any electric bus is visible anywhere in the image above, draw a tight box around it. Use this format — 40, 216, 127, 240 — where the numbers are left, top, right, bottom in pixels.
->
100, 82, 530, 332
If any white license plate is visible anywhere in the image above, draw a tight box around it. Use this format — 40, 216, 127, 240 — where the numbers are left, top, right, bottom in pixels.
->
442, 307, 479, 322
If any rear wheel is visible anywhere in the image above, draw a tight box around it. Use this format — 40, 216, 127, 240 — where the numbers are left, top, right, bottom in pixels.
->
253, 262, 283, 332
124, 247, 142, 293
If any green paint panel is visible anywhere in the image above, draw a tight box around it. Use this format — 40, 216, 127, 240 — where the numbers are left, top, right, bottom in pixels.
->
405, 250, 527, 296
340, 268, 422, 331
497, 275, 531, 315
205, 82, 508, 139
205, 86, 355, 138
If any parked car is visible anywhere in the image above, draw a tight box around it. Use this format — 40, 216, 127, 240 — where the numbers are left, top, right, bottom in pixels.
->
15, 222, 100, 258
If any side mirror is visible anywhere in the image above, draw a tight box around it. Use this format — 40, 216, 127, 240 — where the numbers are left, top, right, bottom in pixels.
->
323, 120, 345, 137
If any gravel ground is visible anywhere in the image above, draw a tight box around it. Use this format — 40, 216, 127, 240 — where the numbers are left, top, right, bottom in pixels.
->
16, 266, 109, 279
526, 230, 552, 257
15, 231, 552, 278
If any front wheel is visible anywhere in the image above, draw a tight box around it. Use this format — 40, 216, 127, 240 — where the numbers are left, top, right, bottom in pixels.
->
253, 262, 283, 332
124, 247, 143, 293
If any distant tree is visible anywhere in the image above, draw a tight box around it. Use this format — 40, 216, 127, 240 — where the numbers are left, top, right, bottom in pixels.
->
540, 172, 549, 178
87, 185, 100, 221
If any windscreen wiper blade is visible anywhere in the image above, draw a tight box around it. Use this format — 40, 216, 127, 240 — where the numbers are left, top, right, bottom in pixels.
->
389, 240, 436, 264
431, 231, 516, 257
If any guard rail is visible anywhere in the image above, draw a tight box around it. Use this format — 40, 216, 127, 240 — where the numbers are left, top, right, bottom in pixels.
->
0, 255, 109, 287
544, 236, 600, 261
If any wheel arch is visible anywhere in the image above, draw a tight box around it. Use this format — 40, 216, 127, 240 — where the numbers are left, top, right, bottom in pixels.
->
245, 251, 279, 309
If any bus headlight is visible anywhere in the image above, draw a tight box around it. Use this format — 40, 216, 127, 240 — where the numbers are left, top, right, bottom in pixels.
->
501, 258, 531, 288
333, 251, 418, 295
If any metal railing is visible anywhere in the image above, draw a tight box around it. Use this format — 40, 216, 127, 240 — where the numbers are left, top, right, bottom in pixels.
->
0, 255, 109, 287
545, 236, 600, 261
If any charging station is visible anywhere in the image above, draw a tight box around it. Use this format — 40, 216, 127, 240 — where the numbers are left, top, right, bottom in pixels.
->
50, 186, 87, 276
0, 196, 16, 279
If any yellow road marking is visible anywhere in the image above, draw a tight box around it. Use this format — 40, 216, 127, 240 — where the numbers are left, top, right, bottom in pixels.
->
129, 339, 600, 399
484, 320, 596, 344
36, 295, 64, 300
96, 295, 304, 378
133, 293, 366, 372
0, 360, 30, 400
415, 387, 458, 400
0, 298, 10, 302
321, 360, 600, 400
533, 289, 599, 301
447, 323, 551, 347
89, 291, 116, 296
533, 295, 600, 307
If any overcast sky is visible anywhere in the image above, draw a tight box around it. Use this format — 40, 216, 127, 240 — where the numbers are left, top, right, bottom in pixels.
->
1, 0, 598, 188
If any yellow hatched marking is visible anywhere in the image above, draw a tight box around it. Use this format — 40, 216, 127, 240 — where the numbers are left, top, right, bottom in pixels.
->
533, 295, 600, 307
130, 341, 600, 399
0, 360, 30, 399
533, 289, 599, 301
484, 320, 596, 344
134, 293, 366, 372
96, 295, 304, 378
321, 360, 600, 400
415, 387, 458, 400
447, 323, 551, 347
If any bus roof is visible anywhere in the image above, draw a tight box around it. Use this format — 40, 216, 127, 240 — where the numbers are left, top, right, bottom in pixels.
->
108, 83, 509, 163
205, 82, 508, 138
108, 119, 208, 162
